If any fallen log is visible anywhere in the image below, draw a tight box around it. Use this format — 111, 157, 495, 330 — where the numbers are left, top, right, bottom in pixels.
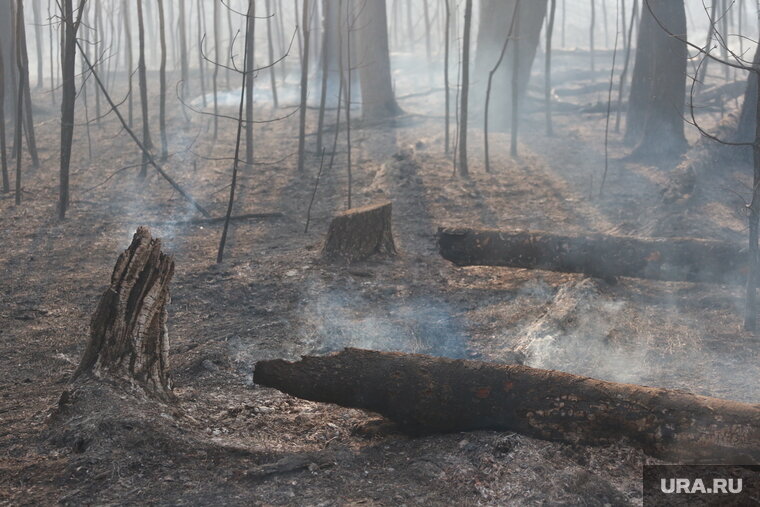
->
254, 348, 760, 464
437, 227, 745, 284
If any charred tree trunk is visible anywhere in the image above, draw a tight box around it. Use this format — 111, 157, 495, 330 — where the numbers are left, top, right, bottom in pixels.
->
31, 0, 43, 89
356, 0, 402, 121
254, 348, 760, 464
16, 0, 39, 169
545, 0, 556, 136
265, 0, 279, 108
322, 201, 397, 262
178, 0, 188, 98
437, 227, 745, 284
123, 0, 133, 126
73, 227, 175, 400
212, 0, 220, 140
625, 0, 687, 157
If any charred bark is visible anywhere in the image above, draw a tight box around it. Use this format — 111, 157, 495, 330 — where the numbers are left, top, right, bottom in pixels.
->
437, 227, 745, 284
322, 201, 397, 262
73, 227, 174, 400
254, 348, 760, 464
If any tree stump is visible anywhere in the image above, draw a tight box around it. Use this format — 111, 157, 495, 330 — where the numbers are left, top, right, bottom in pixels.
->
73, 227, 175, 400
322, 201, 397, 262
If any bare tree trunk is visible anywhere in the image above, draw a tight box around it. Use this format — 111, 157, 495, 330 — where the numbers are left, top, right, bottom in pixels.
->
590, 0, 596, 79
47, 0, 55, 104
0, 30, 7, 193
356, 0, 401, 121
510, 2, 521, 158
196, 0, 207, 107
217, 1, 255, 264
444, 0, 450, 153
744, 47, 760, 330
158, 0, 167, 160
212, 0, 219, 140
545, 0, 557, 136
16, 0, 38, 168
265, 0, 280, 108
627, 0, 687, 157
123, 0, 133, 127
458, 0, 473, 178
296, 0, 311, 173
485, 2, 519, 173
178, 0, 188, 98
31, 0, 43, 89
615, 0, 637, 133
316, 0, 331, 153
340, 0, 352, 209
136, 0, 154, 178
59, 0, 83, 218
245, 0, 255, 167
14, 0, 26, 205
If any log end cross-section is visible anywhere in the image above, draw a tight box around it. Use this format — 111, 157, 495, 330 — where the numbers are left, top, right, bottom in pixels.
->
73, 227, 175, 400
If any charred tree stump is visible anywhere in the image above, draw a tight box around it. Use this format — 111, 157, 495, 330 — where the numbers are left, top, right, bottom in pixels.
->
73, 227, 175, 400
437, 227, 745, 284
254, 348, 760, 464
322, 202, 397, 262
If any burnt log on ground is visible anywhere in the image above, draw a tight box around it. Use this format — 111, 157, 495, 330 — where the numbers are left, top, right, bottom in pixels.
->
437, 227, 745, 284
73, 226, 175, 400
254, 349, 760, 464
322, 201, 397, 262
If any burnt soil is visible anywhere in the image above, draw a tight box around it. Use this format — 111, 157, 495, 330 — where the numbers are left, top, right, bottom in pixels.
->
2, 50, 760, 505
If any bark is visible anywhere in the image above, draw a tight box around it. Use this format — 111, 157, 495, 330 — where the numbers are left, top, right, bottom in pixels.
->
136, 0, 153, 178
458, 0, 473, 177
437, 227, 745, 284
265, 0, 279, 108
74, 227, 175, 400
178, 0, 188, 94
0, 31, 7, 193
158, 0, 167, 161
322, 201, 397, 262
254, 348, 760, 464
123, 0, 133, 126
626, 0, 688, 157
31, 0, 43, 89
16, 0, 39, 168
59, 0, 83, 218
474, 0, 548, 131
212, 0, 219, 140
356, 0, 402, 121
545, 0, 557, 136
735, 43, 760, 148
245, 0, 255, 167
296, 0, 310, 172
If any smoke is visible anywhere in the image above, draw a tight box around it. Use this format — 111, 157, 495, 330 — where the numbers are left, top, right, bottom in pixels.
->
296, 278, 470, 359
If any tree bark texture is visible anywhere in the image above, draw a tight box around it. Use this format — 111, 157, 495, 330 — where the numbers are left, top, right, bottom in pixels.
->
437, 227, 745, 284
73, 227, 175, 400
322, 201, 397, 262
254, 348, 760, 464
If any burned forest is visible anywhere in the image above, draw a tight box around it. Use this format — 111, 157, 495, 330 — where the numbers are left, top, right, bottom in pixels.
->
3, 0, 760, 505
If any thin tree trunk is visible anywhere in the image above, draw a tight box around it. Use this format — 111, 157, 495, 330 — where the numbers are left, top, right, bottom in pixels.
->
16, 0, 38, 168
341, 0, 352, 209
316, 0, 330, 153
297, 0, 310, 173
510, 2, 521, 158
212, 0, 219, 140
196, 0, 207, 107
123, 0, 133, 127
590, 0, 596, 79
158, 0, 167, 160
136, 0, 154, 178
245, 0, 255, 167
15, 0, 26, 205
265, 0, 279, 108
0, 31, 7, 193
458, 0, 473, 178
615, 0, 636, 133
545, 0, 557, 136
178, 0, 188, 98
31, 0, 44, 89
59, 0, 83, 218
217, 0, 255, 264
444, 0, 450, 153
